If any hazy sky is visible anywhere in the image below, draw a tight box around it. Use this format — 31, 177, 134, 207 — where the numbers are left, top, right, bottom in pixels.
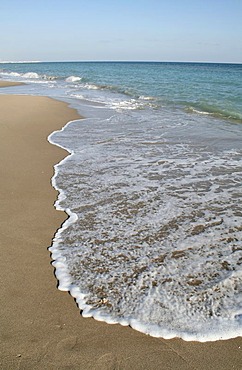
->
1, 0, 241, 63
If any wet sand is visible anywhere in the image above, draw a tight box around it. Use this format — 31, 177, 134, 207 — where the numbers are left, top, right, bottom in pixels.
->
0, 83, 242, 369
0, 81, 24, 88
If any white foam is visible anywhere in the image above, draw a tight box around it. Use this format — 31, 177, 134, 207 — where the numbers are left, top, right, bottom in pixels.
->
22, 72, 39, 79
139, 95, 155, 101
0, 70, 56, 83
48, 118, 86, 292
70, 93, 85, 100
65, 76, 81, 82
83, 83, 99, 90
103, 98, 156, 112
0, 71, 21, 77
189, 107, 211, 115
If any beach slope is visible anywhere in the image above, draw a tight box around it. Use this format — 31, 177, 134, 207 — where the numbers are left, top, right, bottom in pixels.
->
0, 86, 241, 369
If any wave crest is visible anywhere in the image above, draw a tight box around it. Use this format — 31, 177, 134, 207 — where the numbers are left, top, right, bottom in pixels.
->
186, 103, 242, 124
66, 76, 82, 82
22, 72, 39, 79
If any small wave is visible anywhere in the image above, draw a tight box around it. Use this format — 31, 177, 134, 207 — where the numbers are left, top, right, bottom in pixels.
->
139, 95, 155, 101
80, 82, 136, 96
109, 96, 159, 111
0, 71, 21, 77
185, 103, 242, 124
69, 91, 159, 111
187, 107, 212, 116
43, 75, 58, 81
109, 99, 153, 111
0, 70, 59, 82
66, 75, 82, 82
70, 93, 85, 100
83, 83, 100, 90
111, 99, 142, 110
22, 72, 39, 79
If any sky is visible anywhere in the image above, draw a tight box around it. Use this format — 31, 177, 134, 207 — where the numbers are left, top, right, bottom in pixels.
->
0, 0, 241, 63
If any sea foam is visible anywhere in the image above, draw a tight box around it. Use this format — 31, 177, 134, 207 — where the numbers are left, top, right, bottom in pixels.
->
66, 76, 82, 82
22, 72, 39, 79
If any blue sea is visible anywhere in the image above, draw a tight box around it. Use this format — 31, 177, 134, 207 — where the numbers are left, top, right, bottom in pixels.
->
1, 61, 242, 341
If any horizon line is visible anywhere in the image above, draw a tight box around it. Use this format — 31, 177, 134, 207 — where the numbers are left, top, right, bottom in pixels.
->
0, 59, 241, 65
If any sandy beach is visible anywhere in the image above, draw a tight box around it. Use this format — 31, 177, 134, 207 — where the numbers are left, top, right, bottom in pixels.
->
0, 82, 242, 370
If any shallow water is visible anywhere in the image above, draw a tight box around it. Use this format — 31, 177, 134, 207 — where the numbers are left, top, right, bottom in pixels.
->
49, 107, 242, 341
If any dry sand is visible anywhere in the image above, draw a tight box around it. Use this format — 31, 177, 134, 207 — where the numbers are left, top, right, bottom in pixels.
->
0, 83, 242, 369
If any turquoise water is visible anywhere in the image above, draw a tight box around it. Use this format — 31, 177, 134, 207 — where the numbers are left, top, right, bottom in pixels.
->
1, 62, 242, 341
1, 61, 242, 122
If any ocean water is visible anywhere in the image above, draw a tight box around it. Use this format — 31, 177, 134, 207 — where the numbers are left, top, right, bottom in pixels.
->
1, 62, 242, 341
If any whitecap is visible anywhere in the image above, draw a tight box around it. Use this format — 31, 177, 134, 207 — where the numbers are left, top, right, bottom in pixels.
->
66, 76, 82, 82
22, 72, 39, 79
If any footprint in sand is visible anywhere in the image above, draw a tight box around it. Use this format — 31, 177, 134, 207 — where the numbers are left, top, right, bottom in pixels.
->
55, 336, 79, 353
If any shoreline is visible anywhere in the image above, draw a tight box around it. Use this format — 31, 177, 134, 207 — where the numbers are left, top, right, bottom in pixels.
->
0, 82, 242, 369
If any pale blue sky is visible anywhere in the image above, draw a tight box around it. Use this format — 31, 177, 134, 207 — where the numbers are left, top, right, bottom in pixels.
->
0, 0, 241, 63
